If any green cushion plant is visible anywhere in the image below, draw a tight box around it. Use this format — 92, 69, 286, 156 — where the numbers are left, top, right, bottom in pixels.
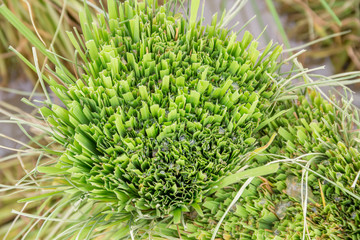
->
41, 0, 283, 219
0, 0, 360, 239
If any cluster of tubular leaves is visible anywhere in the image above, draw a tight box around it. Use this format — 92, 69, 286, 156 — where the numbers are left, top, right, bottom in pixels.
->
30, 0, 360, 239
40, 0, 283, 220
174, 90, 360, 239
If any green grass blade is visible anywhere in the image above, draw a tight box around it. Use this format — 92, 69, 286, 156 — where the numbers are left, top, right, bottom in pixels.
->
319, 0, 342, 26
0, 5, 52, 63
265, 0, 291, 50
18, 191, 63, 203
216, 163, 279, 189
190, 0, 200, 24
0, 4, 72, 77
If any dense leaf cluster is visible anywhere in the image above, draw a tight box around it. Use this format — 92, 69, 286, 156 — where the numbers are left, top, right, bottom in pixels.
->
34, 0, 360, 238
187, 90, 360, 239
41, 0, 283, 218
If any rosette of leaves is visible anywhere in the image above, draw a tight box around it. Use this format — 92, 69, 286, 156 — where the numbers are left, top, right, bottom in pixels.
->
38, 0, 283, 219
1, 0, 360, 239
184, 88, 360, 239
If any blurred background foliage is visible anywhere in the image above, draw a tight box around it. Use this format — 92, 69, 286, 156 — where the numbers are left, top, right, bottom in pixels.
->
0, 0, 108, 87
276, 0, 360, 78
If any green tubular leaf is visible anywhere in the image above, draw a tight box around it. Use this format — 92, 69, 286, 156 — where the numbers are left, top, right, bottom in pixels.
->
129, 16, 140, 42
189, 90, 200, 107
191, 203, 204, 217
146, 124, 157, 138
0, 4, 72, 77
18, 191, 64, 203
214, 163, 279, 191
67, 31, 87, 62
240, 31, 253, 50
319, 0, 342, 26
112, 225, 130, 239
197, 80, 209, 94
173, 208, 182, 224
0, 5, 48, 61
108, 0, 118, 20
85, 40, 98, 61
37, 166, 67, 175
162, 75, 170, 92
190, 0, 201, 24
74, 133, 98, 154
254, 109, 290, 133
278, 127, 295, 141
40, 107, 53, 118
139, 85, 149, 100
264, 0, 291, 49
